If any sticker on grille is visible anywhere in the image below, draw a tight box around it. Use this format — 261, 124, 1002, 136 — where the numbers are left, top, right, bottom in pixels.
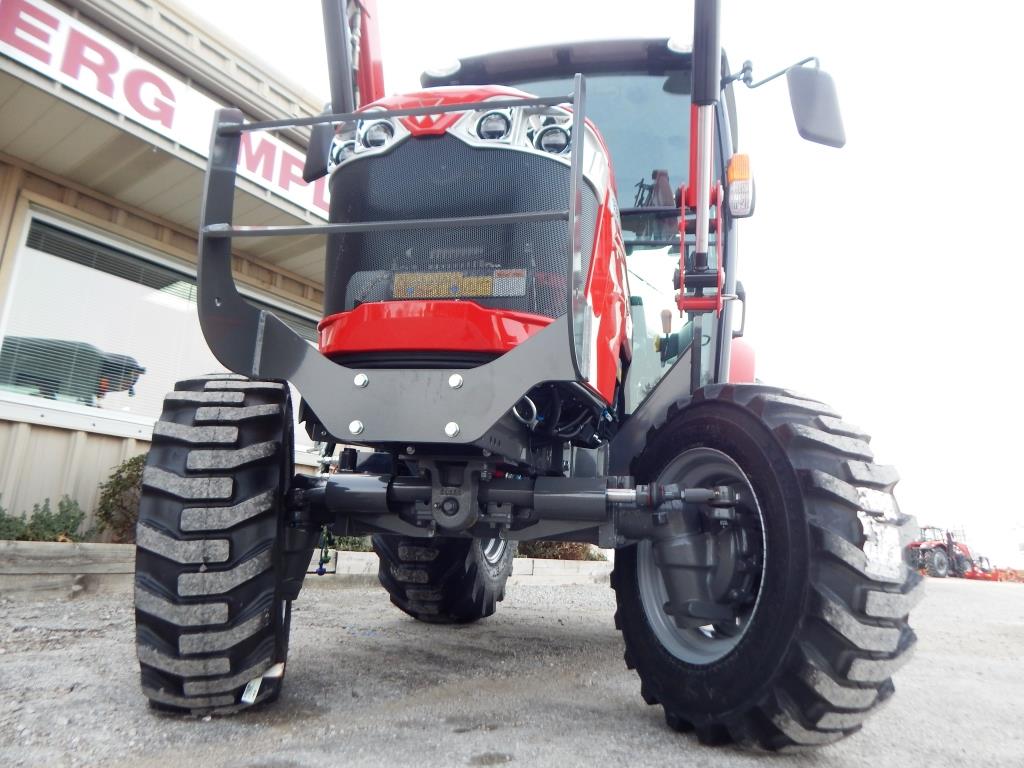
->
392, 270, 528, 299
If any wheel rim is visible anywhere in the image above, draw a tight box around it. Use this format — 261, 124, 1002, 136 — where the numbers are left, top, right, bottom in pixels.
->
481, 538, 508, 565
636, 447, 767, 665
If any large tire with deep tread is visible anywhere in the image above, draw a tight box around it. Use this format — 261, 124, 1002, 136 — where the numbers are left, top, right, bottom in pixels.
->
925, 548, 949, 578
372, 535, 513, 623
953, 553, 972, 578
134, 374, 308, 714
611, 384, 923, 750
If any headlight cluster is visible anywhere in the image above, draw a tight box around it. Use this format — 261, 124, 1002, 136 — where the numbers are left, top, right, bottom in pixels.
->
473, 109, 573, 156
328, 104, 579, 174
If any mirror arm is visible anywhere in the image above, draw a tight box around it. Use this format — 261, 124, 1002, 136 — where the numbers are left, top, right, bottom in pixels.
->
724, 56, 819, 90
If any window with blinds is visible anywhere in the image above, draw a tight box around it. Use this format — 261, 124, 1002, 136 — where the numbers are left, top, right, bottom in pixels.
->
0, 219, 318, 447
21, 221, 318, 343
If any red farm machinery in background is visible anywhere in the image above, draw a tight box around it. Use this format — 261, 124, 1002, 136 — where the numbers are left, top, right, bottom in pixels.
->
910, 525, 1021, 581
130, 0, 923, 751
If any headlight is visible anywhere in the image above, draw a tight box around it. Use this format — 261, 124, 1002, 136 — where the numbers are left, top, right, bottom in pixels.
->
330, 139, 356, 167
360, 120, 395, 149
476, 111, 511, 140
535, 125, 571, 155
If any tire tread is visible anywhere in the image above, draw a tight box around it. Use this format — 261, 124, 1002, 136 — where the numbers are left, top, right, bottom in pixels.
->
373, 535, 513, 624
134, 376, 300, 715
611, 384, 921, 750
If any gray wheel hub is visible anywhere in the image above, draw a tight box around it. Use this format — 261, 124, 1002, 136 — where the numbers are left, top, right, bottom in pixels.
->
636, 448, 766, 665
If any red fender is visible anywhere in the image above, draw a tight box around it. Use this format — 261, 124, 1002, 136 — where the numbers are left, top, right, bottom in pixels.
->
728, 338, 756, 383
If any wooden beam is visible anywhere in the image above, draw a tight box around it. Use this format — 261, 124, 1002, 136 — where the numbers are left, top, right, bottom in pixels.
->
0, 540, 135, 575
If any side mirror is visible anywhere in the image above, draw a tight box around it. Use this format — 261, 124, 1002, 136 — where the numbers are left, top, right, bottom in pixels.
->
786, 66, 846, 148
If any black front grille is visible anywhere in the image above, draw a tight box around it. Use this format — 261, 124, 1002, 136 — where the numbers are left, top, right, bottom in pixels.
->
324, 135, 598, 319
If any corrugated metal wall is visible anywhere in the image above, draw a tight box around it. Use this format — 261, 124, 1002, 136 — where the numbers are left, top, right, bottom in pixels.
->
0, 420, 147, 534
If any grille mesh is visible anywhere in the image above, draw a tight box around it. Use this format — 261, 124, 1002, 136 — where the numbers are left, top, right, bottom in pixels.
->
324, 135, 598, 319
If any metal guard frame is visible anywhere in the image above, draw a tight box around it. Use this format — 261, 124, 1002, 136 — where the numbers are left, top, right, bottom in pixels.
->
197, 76, 590, 459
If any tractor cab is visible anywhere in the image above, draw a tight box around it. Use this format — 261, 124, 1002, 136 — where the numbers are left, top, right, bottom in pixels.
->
422, 39, 736, 411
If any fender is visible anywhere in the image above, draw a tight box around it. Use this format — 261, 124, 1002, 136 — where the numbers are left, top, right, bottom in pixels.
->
728, 338, 756, 383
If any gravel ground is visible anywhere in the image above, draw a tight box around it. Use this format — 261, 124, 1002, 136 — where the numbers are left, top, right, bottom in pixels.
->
0, 576, 1021, 767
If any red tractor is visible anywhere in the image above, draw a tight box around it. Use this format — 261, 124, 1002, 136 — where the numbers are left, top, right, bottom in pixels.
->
132, 0, 922, 750
909, 526, 975, 578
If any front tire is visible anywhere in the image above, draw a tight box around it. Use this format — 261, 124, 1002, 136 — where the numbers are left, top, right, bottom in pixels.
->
954, 554, 972, 577
612, 384, 922, 749
373, 535, 513, 623
925, 549, 949, 578
134, 375, 306, 714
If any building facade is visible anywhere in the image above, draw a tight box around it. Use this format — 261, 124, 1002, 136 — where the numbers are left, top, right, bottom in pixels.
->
0, 0, 329, 526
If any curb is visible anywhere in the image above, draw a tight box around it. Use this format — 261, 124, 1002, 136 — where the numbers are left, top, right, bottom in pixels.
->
308, 551, 614, 587
0, 541, 613, 598
307, 552, 610, 589
510, 555, 613, 585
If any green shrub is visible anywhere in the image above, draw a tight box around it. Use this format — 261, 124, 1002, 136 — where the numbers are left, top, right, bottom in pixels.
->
0, 498, 27, 539
95, 453, 147, 543
0, 496, 88, 542
27, 497, 88, 542
517, 541, 606, 561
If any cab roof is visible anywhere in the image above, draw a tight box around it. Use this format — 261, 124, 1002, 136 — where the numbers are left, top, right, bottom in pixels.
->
421, 38, 692, 88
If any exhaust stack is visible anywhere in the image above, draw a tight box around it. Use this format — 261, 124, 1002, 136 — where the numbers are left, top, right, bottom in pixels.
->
321, 0, 356, 114
689, 0, 720, 274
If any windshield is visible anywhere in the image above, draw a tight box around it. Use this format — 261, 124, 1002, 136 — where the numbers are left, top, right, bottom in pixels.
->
511, 71, 706, 409
511, 70, 691, 233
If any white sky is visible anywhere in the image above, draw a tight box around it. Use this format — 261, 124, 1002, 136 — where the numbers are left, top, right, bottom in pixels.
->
173, 0, 1024, 566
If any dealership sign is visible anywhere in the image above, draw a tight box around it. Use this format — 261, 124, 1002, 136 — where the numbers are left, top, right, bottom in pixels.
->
0, 0, 329, 217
